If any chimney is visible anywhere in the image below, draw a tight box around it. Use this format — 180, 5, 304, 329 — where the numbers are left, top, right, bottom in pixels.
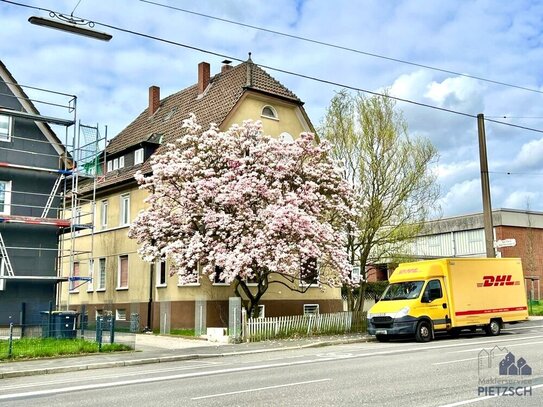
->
198, 62, 210, 94
149, 85, 160, 116
221, 59, 232, 73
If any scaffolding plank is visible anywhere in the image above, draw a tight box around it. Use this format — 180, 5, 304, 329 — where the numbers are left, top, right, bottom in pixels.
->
0, 214, 71, 227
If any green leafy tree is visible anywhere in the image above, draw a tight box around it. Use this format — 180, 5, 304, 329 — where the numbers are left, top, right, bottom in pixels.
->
319, 90, 440, 311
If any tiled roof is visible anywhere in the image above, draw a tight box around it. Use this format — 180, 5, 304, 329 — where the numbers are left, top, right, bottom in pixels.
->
84, 60, 303, 194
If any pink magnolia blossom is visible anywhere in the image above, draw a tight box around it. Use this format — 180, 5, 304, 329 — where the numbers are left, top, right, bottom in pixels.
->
128, 115, 357, 312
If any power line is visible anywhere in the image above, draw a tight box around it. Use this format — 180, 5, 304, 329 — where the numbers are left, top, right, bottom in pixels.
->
139, 0, 543, 96
4, 0, 543, 135
489, 171, 543, 177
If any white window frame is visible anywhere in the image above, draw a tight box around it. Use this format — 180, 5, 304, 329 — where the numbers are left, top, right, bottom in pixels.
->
119, 156, 125, 169
120, 194, 130, 226
300, 257, 320, 287
113, 158, 119, 171
212, 266, 228, 286
0, 180, 12, 215
87, 259, 94, 292
0, 115, 12, 142
107, 160, 112, 172
117, 255, 129, 290
134, 148, 144, 165
97, 257, 106, 291
261, 105, 278, 120
116, 309, 127, 321
156, 260, 167, 287
351, 265, 361, 284
101, 200, 108, 228
178, 266, 200, 286
252, 304, 265, 319
303, 304, 319, 316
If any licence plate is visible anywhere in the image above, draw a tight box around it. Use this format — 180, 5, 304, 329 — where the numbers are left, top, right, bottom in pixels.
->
376, 330, 388, 335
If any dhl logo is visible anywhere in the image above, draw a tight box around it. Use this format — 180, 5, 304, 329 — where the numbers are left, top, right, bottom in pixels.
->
477, 275, 520, 287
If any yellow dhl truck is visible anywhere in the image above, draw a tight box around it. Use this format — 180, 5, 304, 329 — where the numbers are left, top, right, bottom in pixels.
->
367, 258, 529, 342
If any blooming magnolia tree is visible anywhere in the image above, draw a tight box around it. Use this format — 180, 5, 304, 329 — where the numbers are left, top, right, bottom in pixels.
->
128, 114, 355, 317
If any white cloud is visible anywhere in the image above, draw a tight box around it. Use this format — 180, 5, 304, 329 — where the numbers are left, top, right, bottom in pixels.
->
514, 138, 543, 170
1, 0, 543, 218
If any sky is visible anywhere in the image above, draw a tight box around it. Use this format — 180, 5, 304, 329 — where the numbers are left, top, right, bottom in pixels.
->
1, 0, 543, 218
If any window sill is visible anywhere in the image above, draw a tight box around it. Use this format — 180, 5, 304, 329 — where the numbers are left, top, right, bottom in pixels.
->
116, 287, 128, 291
177, 283, 201, 287
95, 288, 106, 292
68, 290, 79, 294
156, 284, 167, 288
261, 115, 279, 121
212, 283, 230, 286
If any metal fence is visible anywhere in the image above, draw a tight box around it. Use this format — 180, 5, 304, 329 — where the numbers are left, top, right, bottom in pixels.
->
244, 311, 367, 342
0, 312, 136, 360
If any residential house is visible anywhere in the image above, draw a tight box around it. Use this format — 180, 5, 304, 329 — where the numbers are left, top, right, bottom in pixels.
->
0, 60, 72, 325
60, 59, 343, 330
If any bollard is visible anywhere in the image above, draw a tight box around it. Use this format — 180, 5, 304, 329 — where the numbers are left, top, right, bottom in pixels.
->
8, 322, 14, 358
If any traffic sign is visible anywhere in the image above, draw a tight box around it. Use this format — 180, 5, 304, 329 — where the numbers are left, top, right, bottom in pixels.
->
494, 238, 516, 248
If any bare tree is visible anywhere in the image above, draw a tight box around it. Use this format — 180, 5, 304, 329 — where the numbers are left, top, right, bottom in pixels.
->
319, 90, 440, 311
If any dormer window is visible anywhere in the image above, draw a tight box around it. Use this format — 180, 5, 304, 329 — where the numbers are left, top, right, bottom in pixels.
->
261, 105, 278, 120
135, 148, 144, 165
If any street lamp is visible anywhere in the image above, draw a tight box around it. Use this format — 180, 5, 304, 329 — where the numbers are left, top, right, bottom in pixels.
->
28, 12, 112, 42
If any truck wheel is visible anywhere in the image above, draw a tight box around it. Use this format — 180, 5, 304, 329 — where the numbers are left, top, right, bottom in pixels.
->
376, 335, 390, 342
484, 320, 501, 336
415, 320, 432, 342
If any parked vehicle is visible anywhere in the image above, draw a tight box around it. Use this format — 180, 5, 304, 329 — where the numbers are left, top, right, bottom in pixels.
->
367, 258, 529, 342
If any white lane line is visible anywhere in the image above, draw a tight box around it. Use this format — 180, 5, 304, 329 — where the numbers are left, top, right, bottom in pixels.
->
448, 335, 543, 353
437, 383, 543, 406
0, 357, 341, 400
453, 340, 543, 353
191, 378, 331, 400
433, 357, 479, 366
0, 362, 223, 391
503, 324, 543, 331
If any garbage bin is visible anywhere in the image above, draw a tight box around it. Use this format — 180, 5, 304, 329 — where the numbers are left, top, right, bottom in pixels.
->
56, 311, 78, 339
40, 311, 79, 339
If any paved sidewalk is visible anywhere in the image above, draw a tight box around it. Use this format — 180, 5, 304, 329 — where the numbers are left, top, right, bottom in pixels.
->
0, 333, 372, 379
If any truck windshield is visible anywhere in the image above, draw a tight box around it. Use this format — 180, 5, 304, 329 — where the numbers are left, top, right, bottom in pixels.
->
380, 281, 424, 301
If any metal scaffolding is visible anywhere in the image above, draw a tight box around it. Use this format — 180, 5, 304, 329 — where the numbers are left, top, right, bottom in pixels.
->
0, 80, 106, 304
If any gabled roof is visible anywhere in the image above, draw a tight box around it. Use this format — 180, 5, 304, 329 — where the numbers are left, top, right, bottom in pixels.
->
0, 59, 68, 157
91, 60, 306, 192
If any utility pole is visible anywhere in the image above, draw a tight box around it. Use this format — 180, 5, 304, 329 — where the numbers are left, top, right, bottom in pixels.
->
477, 113, 495, 258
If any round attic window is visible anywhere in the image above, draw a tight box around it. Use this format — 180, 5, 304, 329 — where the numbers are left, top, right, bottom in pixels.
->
261, 105, 278, 120
279, 132, 294, 143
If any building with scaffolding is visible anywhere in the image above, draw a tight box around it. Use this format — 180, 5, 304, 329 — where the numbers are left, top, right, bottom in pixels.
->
0, 60, 104, 325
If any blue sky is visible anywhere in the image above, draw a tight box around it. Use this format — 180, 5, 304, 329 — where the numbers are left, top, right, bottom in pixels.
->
1, 0, 543, 218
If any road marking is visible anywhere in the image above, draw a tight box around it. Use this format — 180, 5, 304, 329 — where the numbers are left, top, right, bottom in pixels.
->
503, 324, 543, 331
0, 362, 223, 391
191, 378, 331, 400
0, 357, 342, 400
433, 357, 479, 366
437, 383, 543, 406
453, 340, 543, 353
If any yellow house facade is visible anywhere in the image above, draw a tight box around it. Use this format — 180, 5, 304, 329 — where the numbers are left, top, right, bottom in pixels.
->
59, 59, 343, 330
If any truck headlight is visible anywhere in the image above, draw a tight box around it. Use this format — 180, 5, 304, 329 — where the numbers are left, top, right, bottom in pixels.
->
367, 312, 374, 320
395, 306, 410, 319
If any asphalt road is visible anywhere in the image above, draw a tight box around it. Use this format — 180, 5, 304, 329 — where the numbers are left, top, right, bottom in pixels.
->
1, 321, 542, 406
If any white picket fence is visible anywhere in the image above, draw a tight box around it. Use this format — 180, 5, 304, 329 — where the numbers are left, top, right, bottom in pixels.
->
244, 311, 366, 342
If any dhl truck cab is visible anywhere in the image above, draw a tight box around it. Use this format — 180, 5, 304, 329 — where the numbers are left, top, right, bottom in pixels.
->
367, 258, 529, 342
